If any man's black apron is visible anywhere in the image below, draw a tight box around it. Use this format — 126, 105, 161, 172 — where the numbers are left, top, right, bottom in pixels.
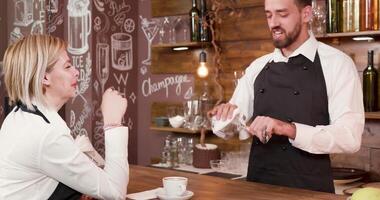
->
15, 103, 82, 200
246, 52, 334, 193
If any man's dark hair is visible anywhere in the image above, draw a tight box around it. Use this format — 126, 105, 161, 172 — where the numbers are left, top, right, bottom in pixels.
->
295, 0, 312, 7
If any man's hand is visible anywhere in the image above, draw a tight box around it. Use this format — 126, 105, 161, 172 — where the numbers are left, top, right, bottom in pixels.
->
207, 103, 237, 121
247, 116, 296, 143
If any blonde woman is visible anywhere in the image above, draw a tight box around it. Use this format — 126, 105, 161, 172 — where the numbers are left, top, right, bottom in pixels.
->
0, 35, 129, 200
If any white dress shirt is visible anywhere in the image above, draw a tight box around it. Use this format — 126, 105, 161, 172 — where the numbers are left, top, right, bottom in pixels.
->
228, 34, 364, 154
0, 102, 129, 200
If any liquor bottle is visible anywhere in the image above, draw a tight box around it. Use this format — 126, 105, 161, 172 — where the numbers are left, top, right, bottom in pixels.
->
353, 0, 360, 32
189, 0, 200, 42
327, 0, 339, 33
363, 50, 378, 112
199, 0, 210, 42
374, 0, 379, 30
341, 0, 355, 32
360, 0, 377, 31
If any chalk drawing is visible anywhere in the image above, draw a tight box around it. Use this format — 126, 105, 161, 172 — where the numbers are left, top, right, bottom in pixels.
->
124, 18, 135, 33
184, 87, 193, 100
140, 65, 147, 75
48, 0, 58, 13
93, 0, 105, 12
93, 80, 100, 97
113, 73, 129, 86
96, 43, 110, 93
111, 33, 133, 71
69, 110, 76, 128
72, 103, 91, 137
47, 14, 64, 34
108, 0, 131, 17
94, 16, 102, 32
128, 118, 133, 130
38, 0, 46, 24
67, 0, 91, 55
14, 0, 34, 27
142, 75, 191, 98
9, 27, 24, 44
140, 16, 159, 65
129, 92, 136, 104
72, 53, 92, 103
31, 20, 44, 34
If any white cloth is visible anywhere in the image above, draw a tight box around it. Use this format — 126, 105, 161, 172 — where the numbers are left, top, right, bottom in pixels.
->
126, 188, 162, 200
224, 34, 364, 154
0, 103, 129, 200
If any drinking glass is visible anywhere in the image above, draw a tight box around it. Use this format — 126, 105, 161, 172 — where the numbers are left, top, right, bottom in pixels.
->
183, 99, 203, 131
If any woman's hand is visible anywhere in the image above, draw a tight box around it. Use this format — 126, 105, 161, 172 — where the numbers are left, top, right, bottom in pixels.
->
101, 87, 127, 126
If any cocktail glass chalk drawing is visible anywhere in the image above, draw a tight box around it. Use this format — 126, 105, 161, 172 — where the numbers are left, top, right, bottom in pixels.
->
141, 16, 159, 65
96, 43, 110, 93
111, 33, 133, 71
13, 0, 33, 27
67, 0, 91, 55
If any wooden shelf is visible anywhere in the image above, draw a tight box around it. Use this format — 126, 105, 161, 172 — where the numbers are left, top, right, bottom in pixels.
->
316, 30, 380, 39
152, 41, 210, 49
365, 112, 380, 120
150, 126, 200, 134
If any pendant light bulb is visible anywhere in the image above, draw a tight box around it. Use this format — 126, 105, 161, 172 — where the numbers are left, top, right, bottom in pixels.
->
197, 51, 209, 78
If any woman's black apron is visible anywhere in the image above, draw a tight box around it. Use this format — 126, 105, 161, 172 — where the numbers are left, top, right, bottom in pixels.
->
246, 52, 335, 193
15, 103, 82, 200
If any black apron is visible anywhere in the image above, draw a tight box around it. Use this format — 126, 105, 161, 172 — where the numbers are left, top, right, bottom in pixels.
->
15, 103, 82, 200
246, 52, 334, 193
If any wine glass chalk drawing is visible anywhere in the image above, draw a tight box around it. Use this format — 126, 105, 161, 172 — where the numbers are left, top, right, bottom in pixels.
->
96, 43, 110, 93
67, 0, 91, 55
140, 16, 159, 65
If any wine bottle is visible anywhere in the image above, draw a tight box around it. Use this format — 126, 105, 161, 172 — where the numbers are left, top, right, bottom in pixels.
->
199, 0, 210, 42
363, 50, 378, 112
189, 0, 200, 42
327, 0, 339, 33
360, 0, 377, 31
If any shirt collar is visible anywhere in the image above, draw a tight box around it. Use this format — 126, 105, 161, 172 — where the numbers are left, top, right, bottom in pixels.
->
270, 33, 318, 63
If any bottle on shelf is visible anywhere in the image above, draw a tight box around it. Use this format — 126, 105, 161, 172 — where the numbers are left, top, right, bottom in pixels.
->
189, 0, 200, 42
363, 50, 378, 112
326, 0, 339, 33
341, 0, 356, 32
359, 0, 379, 31
199, 0, 210, 42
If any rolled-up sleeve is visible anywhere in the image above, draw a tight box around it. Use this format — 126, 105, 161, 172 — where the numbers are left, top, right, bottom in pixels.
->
290, 52, 364, 154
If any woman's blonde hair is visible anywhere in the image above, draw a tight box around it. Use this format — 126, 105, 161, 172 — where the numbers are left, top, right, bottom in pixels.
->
2, 35, 66, 110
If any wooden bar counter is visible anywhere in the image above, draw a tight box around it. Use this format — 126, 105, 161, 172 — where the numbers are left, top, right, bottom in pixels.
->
128, 165, 347, 200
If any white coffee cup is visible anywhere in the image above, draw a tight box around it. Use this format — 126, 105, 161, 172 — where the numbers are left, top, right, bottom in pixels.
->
162, 176, 187, 197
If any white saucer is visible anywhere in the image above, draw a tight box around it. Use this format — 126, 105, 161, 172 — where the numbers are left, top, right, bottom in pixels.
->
156, 189, 194, 200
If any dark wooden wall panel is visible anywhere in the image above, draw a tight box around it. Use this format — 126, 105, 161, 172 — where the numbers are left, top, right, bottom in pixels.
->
152, 47, 215, 74
151, 0, 264, 17
151, 0, 192, 17
217, 6, 270, 41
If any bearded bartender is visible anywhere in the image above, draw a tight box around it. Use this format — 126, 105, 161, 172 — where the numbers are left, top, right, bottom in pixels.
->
209, 0, 364, 193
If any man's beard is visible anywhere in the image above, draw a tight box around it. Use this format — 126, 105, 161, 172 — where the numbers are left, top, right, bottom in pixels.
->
272, 22, 301, 48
